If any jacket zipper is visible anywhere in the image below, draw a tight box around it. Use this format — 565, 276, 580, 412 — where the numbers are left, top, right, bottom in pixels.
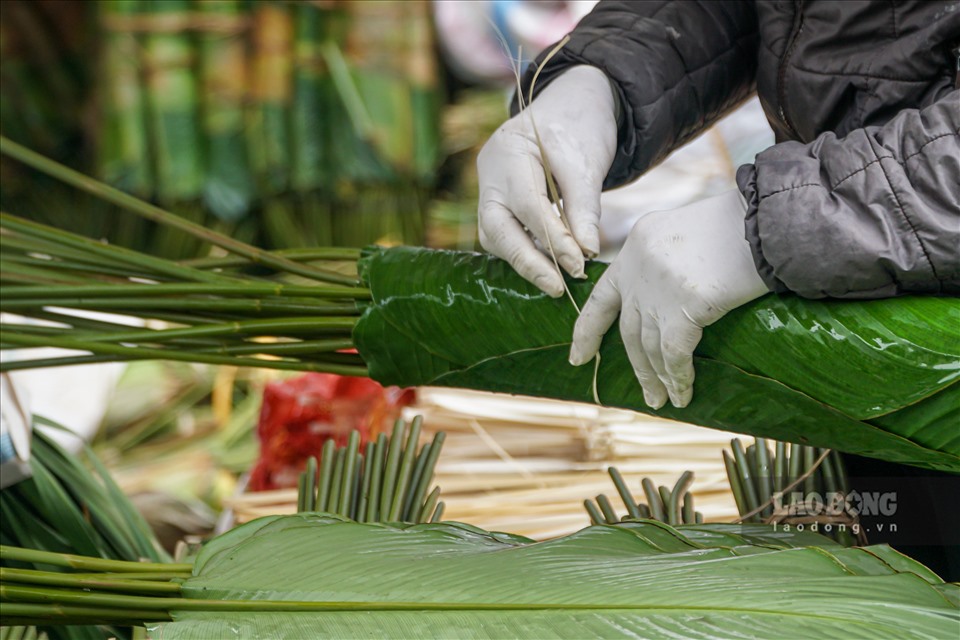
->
776, 0, 805, 139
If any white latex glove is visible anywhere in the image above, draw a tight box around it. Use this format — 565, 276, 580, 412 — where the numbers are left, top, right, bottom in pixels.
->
569, 190, 770, 409
477, 65, 618, 297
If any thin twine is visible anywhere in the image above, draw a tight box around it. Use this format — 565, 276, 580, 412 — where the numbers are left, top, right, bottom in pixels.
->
733, 448, 832, 524
509, 37, 603, 405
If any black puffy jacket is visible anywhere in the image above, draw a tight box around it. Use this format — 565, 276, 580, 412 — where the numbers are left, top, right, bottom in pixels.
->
517, 0, 960, 298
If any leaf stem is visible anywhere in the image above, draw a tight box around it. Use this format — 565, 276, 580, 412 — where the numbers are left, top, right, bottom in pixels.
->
1, 283, 371, 300
608, 467, 642, 520
0, 137, 359, 285
1, 297, 362, 316
0, 332, 367, 376
181, 246, 362, 270
1, 602, 171, 625
0, 568, 182, 595
0, 546, 191, 573
1, 212, 232, 284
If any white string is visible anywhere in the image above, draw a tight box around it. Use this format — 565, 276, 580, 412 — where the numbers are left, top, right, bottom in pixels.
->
505, 36, 603, 405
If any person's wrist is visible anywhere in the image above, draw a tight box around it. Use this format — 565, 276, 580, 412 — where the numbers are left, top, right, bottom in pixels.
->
537, 66, 616, 119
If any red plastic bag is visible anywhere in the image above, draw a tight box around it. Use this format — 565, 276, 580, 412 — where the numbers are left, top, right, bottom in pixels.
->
248, 373, 414, 491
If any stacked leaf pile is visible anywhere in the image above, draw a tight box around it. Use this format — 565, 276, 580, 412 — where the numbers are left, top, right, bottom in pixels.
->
99, 0, 439, 249
1, 515, 957, 638
1, 139, 958, 473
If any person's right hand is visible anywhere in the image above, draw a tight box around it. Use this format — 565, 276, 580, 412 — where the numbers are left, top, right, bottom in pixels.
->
477, 65, 618, 297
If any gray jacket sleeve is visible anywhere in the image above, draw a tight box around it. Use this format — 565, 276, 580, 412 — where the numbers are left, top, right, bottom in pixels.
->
512, 0, 759, 190
737, 89, 960, 299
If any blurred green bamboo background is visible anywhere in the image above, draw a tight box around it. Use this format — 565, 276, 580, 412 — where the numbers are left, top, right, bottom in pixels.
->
1, 0, 444, 255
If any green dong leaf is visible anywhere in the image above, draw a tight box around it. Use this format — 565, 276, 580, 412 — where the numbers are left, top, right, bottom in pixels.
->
150, 514, 958, 639
354, 248, 960, 472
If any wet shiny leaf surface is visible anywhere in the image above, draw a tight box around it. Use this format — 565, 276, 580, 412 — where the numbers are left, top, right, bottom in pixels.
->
354, 248, 959, 471
151, 514, 958, 639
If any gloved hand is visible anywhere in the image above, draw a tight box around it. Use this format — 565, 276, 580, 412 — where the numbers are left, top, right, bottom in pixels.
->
477, 65, 618, 297
569, 189, 770, 409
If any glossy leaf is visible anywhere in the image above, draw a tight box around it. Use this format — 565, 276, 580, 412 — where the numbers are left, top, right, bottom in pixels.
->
354, 248, 960, 472
150, 514, 958, 639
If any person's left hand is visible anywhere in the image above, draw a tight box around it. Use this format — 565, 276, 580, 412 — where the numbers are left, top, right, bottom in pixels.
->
568, 189, 770, 409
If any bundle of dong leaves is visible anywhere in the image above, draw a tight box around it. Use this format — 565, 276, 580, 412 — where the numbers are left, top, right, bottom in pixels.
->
2, 515, 957, 638
355, 247, 958, 472
0, 137, 958, 472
